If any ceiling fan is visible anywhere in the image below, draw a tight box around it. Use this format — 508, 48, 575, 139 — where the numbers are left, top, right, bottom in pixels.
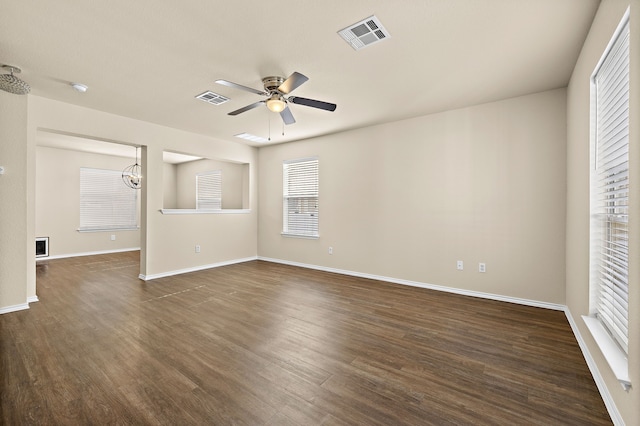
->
215, 72, 336, 125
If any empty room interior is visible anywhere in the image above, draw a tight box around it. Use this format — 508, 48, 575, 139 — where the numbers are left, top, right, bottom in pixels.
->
0, 0, 638, 424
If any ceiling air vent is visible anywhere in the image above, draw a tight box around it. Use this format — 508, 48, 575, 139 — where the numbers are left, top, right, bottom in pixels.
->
338, 15, 390, 51
195, 91, 230, 105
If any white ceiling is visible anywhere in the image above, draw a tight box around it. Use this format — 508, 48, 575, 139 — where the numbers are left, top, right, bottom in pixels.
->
1, 0, 599, 148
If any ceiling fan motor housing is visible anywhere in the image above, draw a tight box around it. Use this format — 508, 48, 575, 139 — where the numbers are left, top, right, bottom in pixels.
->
262, 76, 285, 93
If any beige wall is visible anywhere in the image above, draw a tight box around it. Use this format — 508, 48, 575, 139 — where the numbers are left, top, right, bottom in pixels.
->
28, 96, 258, 279
259, 89, 567, 304
170, 158, 246, 210
0, 91, 32, 310
163, 162, 178, 209
566, 0, 638, 424
35, 146, 141, 257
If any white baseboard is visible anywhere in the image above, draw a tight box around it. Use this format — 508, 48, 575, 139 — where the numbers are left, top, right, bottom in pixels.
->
37, 247, 140, 261
0, 295, 39, 315
0, 302, 30, 315
257, 257, 565, 311
139, 256, 258, 281
564, 309, 623, 425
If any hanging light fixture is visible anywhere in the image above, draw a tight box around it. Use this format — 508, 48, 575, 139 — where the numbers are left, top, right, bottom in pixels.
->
265, 93, 286, 112
0, 65, 31, 95
122, 147, 142, 189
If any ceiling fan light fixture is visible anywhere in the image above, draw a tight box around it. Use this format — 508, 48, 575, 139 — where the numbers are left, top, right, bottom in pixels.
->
266, 95, 286, 113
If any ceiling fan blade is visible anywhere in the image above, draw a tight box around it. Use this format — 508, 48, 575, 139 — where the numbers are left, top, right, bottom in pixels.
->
289, 96, 337, 112
228, 101, 265, 116
278, 72, 309, 94
215, 79, 267, 96
280, 106, 296, 125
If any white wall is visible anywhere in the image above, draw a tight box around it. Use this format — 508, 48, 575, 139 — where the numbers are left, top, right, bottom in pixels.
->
259, 89, 567, 304
28, 95, 258, 280
170, 158, 245, 210
35, 146, 141, 257
0, 91, 32, 311
163, 162, 178, 209
566, 0, 638, 424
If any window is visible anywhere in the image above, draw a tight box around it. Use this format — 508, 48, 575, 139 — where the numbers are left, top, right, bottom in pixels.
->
196, 170, 222, 210
283, 157, 319, 238
585, 10, 630, 389
79, 167, 138, 231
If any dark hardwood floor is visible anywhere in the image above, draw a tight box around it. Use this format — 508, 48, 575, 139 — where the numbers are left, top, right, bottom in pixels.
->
1, 252, 611, 425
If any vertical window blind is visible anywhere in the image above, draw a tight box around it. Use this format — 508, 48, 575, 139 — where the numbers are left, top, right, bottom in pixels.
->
283, 158, 319, 237
591, 18, 630, 354
196, 170, 222, 210
79, 167, 138, 231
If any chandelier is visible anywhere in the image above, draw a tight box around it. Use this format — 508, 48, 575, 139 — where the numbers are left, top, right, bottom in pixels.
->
122, 146, 142, 189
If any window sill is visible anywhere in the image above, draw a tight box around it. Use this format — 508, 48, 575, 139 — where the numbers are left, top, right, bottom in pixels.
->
160, 209, 251, 215
582, 315, 631, 390
281, 232, 319, 240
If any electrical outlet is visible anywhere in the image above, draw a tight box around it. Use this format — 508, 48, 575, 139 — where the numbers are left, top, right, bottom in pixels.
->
110, 235, 116, 241
195, 245, 201, 253
479, 263, 486, 273
329, 247, 333, 255
456, 260, 463, 271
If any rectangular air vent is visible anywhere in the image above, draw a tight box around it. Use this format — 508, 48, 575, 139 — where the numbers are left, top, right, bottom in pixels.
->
338, 15, 390, 50
195, 91, 230, 105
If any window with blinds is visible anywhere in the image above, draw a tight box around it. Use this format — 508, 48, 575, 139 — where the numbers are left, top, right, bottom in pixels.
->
283, 158, 319, 238
79, 168, 138, 231
196, 170, 222, 210
590, 17, 629, 354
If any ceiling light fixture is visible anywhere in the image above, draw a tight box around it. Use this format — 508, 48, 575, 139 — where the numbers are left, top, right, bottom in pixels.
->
0, 65, 31, 95
265, 94, 286, 113
234, 132, 268, 143
71, 83, 88, 93
122, 146, 142, 189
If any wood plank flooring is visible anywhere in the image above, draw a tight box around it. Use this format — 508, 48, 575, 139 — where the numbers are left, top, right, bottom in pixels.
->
1, 252, 611, 425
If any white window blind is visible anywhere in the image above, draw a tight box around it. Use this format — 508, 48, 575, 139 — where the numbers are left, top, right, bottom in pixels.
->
590, 18, 629, 354
283, 158, 319, 237
79, 168, 138, 231
196, 170, 222, 210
